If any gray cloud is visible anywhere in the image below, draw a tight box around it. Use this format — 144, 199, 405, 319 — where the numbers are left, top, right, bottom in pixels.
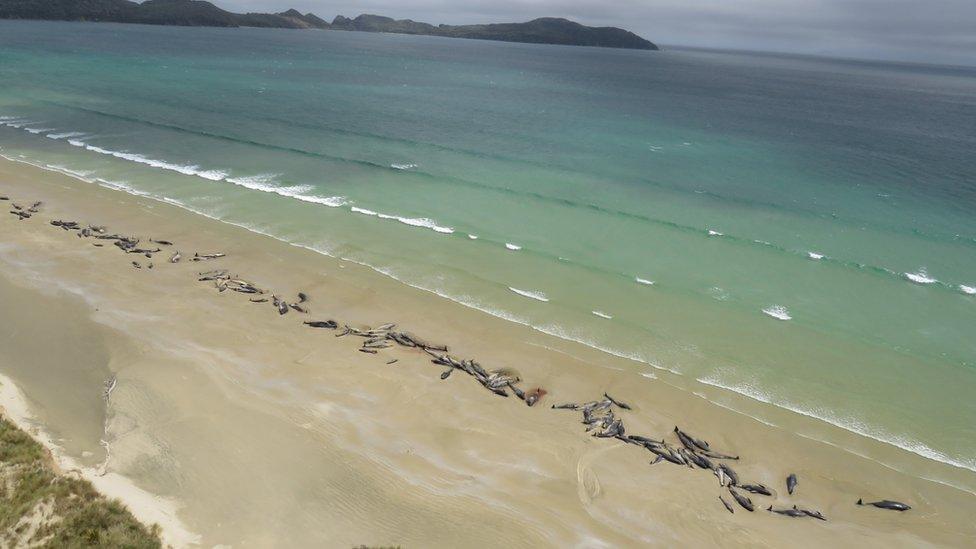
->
217, 0, 976, 65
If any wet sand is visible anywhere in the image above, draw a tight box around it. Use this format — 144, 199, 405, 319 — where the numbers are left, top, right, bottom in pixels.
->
1, 157, 974, 547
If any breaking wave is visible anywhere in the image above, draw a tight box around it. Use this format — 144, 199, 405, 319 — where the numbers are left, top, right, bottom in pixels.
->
68, 140, 230, 181
905, 270, 937, 285
224, 174, 346, 207
46, 131, 86, 140
350, 205, 454, 234
508, 287, 549, 302
762, 305, 792, 321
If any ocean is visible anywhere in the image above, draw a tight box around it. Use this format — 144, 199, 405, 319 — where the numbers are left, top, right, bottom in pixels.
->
1, 20, 975, 482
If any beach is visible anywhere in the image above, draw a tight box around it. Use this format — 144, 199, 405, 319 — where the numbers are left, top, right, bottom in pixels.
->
2, 154, 975, 547
2, 19, 975, 546
4, 19, 976, 483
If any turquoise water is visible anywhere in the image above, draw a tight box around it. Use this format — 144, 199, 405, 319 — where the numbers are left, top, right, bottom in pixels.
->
2, 21, 975, 478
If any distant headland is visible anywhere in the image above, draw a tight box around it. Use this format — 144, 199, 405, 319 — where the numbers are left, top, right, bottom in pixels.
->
0, 0, 658, 50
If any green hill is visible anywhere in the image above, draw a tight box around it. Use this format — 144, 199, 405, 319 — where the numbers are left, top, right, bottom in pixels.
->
331, 14, 658, 50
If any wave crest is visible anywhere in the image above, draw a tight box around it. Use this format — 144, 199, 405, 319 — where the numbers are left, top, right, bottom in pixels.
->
225, 174, 346, 207
508, 287, 549, 302
762, 305, 792, 320
905, 270, 937, 284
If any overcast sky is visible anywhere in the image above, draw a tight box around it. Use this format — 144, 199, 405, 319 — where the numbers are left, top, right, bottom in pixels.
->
218, 0, 976, 65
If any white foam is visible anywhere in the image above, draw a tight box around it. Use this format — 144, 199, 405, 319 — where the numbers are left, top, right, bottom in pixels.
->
25, 127, 55, 134
350, 206, 453, 233
762, 305, 792, 320
696, 375, 976, 474
225, 173, 285, 190
94, 178, 153, 198
46, 131, 86, 140
71, 141, 231, 182
808, 251, 824, 260
905, 270, 937, 285
960, 285, 976, 295
640, 372, 657, 380
225, 174, 347, 207
707, 229, 723, 236
591, 310, 613, 320
505, 243, 522, 251
390, 163, 417, 170
508, 287, 549, 302
467, 234, 478, 240
298, 194, 347, 207
195, 169, 228, 181
635, 277, 655, 286
44, 164, 94, 180
391, 216, 454, 233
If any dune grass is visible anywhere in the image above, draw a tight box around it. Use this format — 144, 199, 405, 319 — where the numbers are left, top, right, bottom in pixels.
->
0, 415, 161, 548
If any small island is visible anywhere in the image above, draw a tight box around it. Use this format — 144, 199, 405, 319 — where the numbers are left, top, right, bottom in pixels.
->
0, 0, 658, 50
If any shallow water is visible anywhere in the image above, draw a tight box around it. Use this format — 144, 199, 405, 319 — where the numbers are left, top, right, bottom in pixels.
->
1, 20, 975, 481
0, 267, 110, 468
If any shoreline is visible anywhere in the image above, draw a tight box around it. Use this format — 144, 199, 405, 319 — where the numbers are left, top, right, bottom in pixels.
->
1, 156, 974, 546
7, 150, 974, 481
0, 372, 196, 547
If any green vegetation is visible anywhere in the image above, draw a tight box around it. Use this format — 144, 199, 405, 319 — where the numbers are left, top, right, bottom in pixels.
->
0, 416, 161, 548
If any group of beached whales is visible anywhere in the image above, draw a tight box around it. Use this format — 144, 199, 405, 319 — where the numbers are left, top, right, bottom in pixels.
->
551, 397, 910, 517
4, 196, 42, 219
19, 196, 912, 521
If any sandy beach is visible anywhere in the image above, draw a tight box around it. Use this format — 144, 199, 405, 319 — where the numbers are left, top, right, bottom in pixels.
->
1, 156, 974, 547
